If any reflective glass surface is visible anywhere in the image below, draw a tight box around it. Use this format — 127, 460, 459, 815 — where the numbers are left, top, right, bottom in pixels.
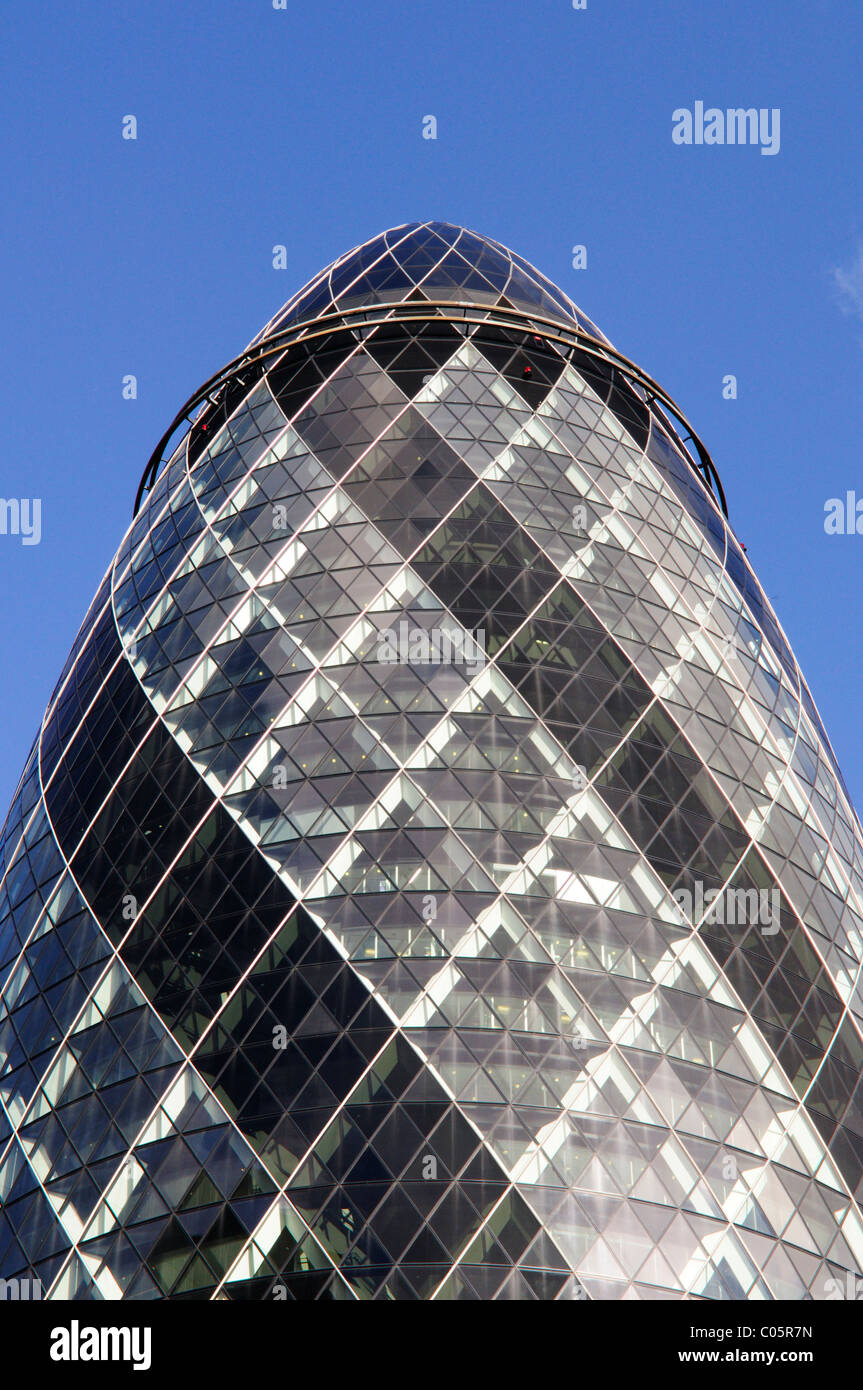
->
1, 227, 862, 1301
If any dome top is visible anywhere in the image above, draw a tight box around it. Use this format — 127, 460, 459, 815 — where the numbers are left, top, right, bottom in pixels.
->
252, 221, 609, 346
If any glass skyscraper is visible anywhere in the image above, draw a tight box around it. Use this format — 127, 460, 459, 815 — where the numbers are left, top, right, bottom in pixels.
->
2, 222, 862, 1301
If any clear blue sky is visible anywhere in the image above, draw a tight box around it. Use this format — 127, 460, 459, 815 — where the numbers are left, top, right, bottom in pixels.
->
2, 0, 862, 817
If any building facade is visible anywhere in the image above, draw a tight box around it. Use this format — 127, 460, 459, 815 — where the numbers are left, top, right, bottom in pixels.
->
1, 222, 862, 1300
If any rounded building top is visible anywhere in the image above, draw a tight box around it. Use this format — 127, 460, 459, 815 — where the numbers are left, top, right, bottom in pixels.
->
251, 221, 610, 346
136, 220, 730, 525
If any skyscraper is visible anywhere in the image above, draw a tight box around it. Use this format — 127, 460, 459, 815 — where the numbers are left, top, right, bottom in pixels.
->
2, 222, 862, 1301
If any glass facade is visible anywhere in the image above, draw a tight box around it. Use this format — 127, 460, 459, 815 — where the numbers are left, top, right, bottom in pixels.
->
2, 221, 863, 1301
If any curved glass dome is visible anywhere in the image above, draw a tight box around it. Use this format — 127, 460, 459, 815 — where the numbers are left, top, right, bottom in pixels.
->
251, 221, 610, 346
2, 220, 863, 1305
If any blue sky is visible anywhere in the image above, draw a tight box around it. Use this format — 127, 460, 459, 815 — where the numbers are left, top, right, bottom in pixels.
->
1, 0, 862, 816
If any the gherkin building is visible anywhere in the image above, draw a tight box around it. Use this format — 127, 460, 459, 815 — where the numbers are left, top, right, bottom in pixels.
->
3, 221, 863, 1303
